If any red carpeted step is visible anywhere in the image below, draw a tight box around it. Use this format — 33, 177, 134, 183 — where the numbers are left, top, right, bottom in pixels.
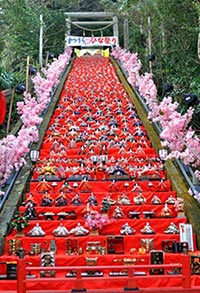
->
0, 55, 198, 291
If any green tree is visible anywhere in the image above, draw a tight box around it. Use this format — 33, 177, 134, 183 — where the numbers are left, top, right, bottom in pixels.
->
100, 0, 200, 129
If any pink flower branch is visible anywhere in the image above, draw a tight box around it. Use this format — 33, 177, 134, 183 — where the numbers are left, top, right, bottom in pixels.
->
0, 48, 72, 186
112, 46, 200, 182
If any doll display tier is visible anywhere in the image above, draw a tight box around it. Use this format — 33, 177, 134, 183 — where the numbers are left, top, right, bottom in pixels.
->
0, 54, 199, 292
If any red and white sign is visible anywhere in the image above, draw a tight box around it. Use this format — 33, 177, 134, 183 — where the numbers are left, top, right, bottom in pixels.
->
66, 36, 118, 47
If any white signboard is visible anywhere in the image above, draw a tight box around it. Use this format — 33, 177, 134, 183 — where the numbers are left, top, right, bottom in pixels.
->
66, 36, 118, 47
179, 223, 194, 251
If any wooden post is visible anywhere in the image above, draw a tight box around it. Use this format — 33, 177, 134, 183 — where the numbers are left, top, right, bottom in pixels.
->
39, 14, 43, 68
17, 254, 26, 293
182, 255, 191, 288
25, 56, 30, 93
6, 88, 15, 134
124, 267, 138, 291
124, 18, 129, 50
73, 268, 85, 291
147, 16, 153, 74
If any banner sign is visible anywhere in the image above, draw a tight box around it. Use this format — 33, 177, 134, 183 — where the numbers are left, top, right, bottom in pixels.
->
179, 223, 194, 251
66, 36, 118, 47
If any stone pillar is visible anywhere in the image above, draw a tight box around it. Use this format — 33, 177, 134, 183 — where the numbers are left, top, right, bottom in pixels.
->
124, 18, 129, 50
113, 16, 119, 45
65, 16, 71, 49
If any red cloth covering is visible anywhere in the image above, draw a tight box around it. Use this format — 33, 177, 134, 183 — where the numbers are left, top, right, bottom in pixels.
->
0, 55, 199, 291
0, 90, 6, 124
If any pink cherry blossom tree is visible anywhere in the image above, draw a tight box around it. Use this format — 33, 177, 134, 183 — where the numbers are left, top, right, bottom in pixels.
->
112, 46, 200, 183
0, 48, 72, 186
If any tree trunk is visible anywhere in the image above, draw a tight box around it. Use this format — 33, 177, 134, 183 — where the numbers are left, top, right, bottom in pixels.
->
198, 15, 200, 61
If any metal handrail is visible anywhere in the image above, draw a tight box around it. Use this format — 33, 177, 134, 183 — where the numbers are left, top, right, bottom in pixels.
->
0, 60, 72, 212
0, 169, 21, 212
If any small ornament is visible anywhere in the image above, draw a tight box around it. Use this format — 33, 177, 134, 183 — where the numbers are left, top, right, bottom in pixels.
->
132, 182, 143, 192
164, 222, 179, 234
112, 205, 124, 219
27, 223, 46, 236
117, 193, 130, 205
102, 194, 116, 206
133, 193, 146, 205
120, 223, 135, 235
108, 180, 119, 192
71, 193, 82, 206
52, 223, 69, 236
174, 197, 184, 213
107, 236, 124, 254
10, 211, 29, 233
100, 198, 111, 214
78, 177, 91, 192
38, 162, 57, 178
43, 212, 55, 220
151, 195, 162, 205
8, 239, 22, 256
36, 178, 52, 193
22, 193, 37, 206
140, 222, 155, 234
57, 212, 68, 220
165, 194, 176, 204
25, 202, 38, 220
140, 238, 154, 252
69, 223, 89, 236
60, 181, 73, 193
143, 211, 156, 219
55, 191, 68, 206
160, 203, 172, 217
87, 193, 98, 206
40, 192, 53, 206
157, 178, 167, 191
40, 252, 55, 277
127, 211, 140, 219
85, 210, 109, 233
29, 243, 42, 256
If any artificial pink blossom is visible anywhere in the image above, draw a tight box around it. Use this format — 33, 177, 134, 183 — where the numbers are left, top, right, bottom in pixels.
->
85, 210, 109, 230
0, 47, 72, 186
111, 46, 200, 187
194, 170, 200, 181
